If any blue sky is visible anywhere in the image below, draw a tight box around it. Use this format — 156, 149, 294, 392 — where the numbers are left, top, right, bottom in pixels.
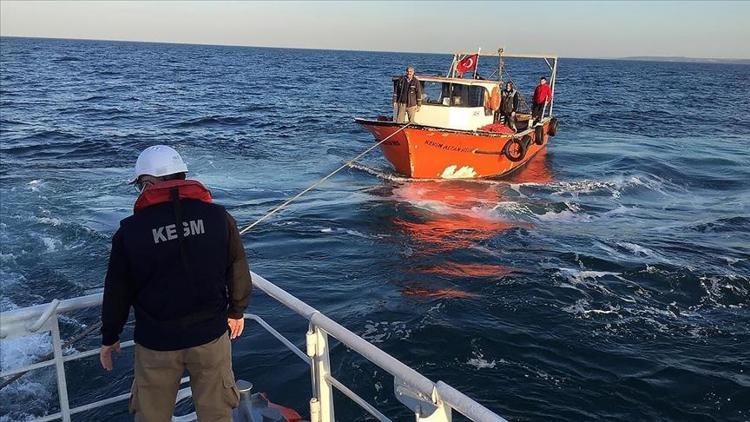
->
1, 1, 748, 59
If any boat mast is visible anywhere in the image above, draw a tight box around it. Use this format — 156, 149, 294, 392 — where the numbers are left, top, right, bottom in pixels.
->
447, 53, 458, 78
474, 47, 481, 79
549, 57, 558, 117
497, 48, 504, 87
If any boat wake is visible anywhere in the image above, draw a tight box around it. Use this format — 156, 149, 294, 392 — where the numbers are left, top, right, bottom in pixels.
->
347, 162, 518, 185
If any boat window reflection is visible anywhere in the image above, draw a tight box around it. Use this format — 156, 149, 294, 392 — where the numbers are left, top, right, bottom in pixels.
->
420, 81, 487, 107
421, 81, 444, 105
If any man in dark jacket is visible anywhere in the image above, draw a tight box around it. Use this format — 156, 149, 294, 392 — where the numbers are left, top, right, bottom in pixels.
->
393, 65, 422, 123
99, 145, 252, 422
500, 81, 519, 131
532, 76, 552, 125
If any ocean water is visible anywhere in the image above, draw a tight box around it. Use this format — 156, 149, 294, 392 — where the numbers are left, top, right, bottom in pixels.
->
1, 37, 748, 421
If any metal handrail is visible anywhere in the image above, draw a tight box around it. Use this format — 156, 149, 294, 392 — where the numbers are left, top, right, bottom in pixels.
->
0, 271, 506, 422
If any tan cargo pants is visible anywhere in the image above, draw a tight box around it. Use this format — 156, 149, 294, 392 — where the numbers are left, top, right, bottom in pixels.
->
129, 333, 240, 422
395, 103, 417, 123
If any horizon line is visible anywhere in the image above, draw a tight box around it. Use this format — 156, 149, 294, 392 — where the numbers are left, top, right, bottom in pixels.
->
2, 34, 749, 62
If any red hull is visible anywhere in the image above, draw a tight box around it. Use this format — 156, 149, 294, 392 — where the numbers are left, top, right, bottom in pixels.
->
355, 119, 552, 179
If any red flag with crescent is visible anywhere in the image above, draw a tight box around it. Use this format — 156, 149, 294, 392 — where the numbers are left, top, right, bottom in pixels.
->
456, 54, 478, 76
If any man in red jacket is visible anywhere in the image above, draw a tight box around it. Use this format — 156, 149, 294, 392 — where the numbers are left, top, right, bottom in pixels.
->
532, 76, 552, 125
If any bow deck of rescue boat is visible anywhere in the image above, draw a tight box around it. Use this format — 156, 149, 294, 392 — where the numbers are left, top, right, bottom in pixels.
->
0, 272, 507, 422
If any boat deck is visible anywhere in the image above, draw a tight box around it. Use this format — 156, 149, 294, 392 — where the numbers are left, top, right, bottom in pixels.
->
0, 271, 507, 422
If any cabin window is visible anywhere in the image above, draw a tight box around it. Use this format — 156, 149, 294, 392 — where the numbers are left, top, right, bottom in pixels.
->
421, 81, 445, 105
420, 81, 487, 107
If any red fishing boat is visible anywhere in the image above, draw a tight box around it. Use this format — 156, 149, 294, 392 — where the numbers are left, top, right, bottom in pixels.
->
356, 49, 559, 179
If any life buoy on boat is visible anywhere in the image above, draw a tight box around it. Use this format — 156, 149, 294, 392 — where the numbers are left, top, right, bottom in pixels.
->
503, 137, 527, 162
534, 125, 545, 145
548, 117, 559, 136
484, 87, 501, 113
489, 87, 501, 111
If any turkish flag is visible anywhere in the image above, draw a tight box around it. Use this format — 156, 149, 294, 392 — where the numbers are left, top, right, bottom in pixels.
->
456, 54, 478, 75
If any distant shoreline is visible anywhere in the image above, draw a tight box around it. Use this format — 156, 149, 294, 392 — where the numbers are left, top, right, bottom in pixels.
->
1, 35, 749, 64
618, 56, 750, 65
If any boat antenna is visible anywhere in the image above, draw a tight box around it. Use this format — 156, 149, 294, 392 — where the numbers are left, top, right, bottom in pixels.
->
474, 47, 481, 79
498, 48, 505, 87
448, 52, 458, 78
238, 122, 414, 235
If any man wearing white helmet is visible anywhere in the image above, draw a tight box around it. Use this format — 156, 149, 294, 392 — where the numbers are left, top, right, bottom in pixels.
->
99, 145, 251, 421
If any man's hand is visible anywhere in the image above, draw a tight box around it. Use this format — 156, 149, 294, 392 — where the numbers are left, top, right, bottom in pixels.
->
228, 318, 245, 340
100, 341, 121, 371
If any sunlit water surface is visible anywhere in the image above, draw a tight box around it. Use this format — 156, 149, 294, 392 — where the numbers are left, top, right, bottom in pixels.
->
1, 37, 749, 421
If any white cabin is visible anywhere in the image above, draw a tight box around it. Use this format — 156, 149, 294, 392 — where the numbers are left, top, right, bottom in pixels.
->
393, 76, 500, 131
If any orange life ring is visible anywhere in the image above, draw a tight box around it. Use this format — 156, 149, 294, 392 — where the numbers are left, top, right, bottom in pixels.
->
489, 86, 501, 111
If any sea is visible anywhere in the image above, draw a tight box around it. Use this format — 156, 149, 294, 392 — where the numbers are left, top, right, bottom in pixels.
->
1, 37, 748, 421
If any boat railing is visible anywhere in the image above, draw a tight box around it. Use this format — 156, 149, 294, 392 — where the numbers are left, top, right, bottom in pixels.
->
0, 271, 507, 422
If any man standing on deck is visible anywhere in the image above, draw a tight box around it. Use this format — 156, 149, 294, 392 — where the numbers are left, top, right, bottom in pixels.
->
393, 65, 422, 123
532, 76, 552, 125
99, 145, 252, 422
500, 81, 519, 131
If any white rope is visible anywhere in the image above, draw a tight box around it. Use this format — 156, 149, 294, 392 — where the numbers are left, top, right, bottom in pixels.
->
238, 121, 413, 235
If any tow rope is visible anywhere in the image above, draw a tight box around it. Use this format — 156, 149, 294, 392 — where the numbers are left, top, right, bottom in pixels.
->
238, 121, 412, 234
1, 121, 412, 391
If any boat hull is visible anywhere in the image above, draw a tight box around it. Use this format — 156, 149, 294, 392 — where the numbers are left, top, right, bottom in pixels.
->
355, 119, 552, 179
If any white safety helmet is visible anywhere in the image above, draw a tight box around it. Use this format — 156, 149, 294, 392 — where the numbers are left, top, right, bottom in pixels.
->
130, 145, 188, 183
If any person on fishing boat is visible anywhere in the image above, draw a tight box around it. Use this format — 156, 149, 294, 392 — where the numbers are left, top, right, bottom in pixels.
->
532, 76, 552, 125
500, 81, 519, 131
99, 145, 252, 422
393, 65, 422, 123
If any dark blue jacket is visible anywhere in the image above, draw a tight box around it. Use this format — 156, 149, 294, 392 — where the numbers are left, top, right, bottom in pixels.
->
101, 180, 251, 351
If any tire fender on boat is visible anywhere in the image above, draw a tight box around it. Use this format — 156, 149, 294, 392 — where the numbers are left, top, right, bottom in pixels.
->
534, 125, 545, 145
503, 137, 527, 162
548, 117, 559, 136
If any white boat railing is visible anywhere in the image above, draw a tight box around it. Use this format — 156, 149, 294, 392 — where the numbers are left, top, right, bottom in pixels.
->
0, 271, 507, 422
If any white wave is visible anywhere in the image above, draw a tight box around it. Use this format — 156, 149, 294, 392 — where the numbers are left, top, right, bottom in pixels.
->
0, 270, 27, 290
601, 204, 632, 217
0, 376, 54, 422
532, 173, 685, 201
491, 201, 532, 215
360, 320, 412, 344
345, 229, 375, 239
697, 276, 749, 309
594, 240, 630, 260
467, 350, 496, 369
617, 241, 659, 258
320, 227, 384, 239
507, 183, 527, 198
35, 217, 63, 227
722, 256, 743, 265
562, 299, 622, 318
626, 174, 686, 196
536, 209, 591, 223
558, 268, 623, 285
564, 201, 583, 212
546, 179, 621, 195
347, 163, 409, 182
0, 333, 51, 372
37, 236, 61, 252
27, 179, 44, 192
644, 265, 660, 273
